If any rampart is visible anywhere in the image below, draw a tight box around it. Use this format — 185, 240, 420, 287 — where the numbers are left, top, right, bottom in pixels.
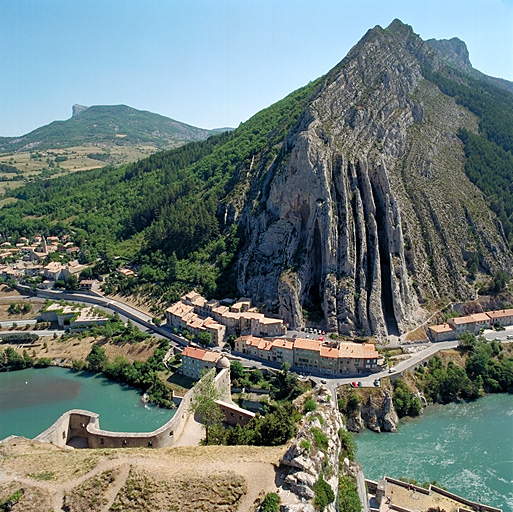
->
35, 367, 231, 449
365, 477, 502, 512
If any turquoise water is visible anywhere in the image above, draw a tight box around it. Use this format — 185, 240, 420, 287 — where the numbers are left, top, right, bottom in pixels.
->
356, 394, 513, 512
0, 367, 175, 439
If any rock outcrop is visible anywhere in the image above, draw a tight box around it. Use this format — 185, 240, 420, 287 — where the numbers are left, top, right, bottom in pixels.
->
72, 104, 88, 117
347, 390, 399, 433
233, 19, 511, 339
276, 386, 346, 511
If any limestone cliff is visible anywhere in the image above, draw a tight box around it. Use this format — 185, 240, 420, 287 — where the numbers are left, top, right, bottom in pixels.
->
350, 391, 400, 433
231, 19, 511, 339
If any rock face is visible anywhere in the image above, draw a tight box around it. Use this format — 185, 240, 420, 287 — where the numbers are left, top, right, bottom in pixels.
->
347, 391, 399, 433
233, 19, 511, 339
72, 104, 88, 116
277, 386, 344, 511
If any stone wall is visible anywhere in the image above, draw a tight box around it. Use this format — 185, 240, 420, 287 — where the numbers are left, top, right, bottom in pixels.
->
35, 368, 231, 449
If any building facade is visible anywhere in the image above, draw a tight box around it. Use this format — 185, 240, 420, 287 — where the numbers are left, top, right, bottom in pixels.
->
235, 335, 379, 376
166, 292, 286, 343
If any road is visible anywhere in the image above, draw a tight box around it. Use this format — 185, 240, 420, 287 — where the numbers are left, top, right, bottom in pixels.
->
0, 329, 66, 338
0, 319, 37, 327
12, 286, 513, 399
31, 288, 188, 350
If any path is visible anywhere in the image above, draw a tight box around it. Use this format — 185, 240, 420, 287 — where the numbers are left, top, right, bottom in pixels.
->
0, 438, 285, 512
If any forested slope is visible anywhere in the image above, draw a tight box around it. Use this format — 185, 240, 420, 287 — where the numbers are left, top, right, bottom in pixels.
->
0, 79, 323, 303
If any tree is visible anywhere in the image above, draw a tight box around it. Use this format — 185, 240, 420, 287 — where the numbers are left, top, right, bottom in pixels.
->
259, 493, 280, 512
86, 344, 107, 372
197, 331, 212, 347
339, 475, 362, 512
65, 274, 79, 290
457, 332, 476, 350
189, 370, 224, 445
490, 270, 510, 293
338, 429, 357, 461
230, 360, 245, 382
313, 475, 335, 511
253, 402, 299, 445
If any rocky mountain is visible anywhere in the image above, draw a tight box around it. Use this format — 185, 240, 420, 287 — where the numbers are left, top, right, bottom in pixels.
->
0, 104, 219, 154
426, 38, 513, 94
227, 19, 512, 338
2, 20, 513, 340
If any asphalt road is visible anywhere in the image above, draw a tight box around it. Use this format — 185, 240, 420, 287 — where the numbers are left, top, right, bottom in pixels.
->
15, 287, 513, 397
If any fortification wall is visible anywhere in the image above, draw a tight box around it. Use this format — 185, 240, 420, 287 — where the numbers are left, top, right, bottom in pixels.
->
36, 368, 230, 449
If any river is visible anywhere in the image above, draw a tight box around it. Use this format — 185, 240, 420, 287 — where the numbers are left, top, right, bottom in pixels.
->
356, 394, 513, 512
0, 366, 175, 440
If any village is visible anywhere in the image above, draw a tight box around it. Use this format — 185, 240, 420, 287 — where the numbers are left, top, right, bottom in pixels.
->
2, 234, 513, 383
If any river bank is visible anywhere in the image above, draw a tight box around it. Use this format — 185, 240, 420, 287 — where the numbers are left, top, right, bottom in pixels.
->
356, 393, 513, 512
339, 339, 513, 433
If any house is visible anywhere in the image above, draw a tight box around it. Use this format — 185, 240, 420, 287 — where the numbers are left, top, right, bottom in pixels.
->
43, 261, 65, 280
448, 312, 491, 335
180, 346, 221, 380
79, 279, 95, 290
118, 268, 136, 278
337, 343, 379, 374
166, 292, 286, 340
215, 399, 255, 426
234, 336, 379, 376
293, 338, 322, 371
428, 323, 456, 342
40, 302, 108, 331
486, 308, 513, 327
61, 260, 87, 280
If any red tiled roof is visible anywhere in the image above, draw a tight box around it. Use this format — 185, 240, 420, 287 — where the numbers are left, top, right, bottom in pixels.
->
486, 309, 513, 319
338, 343, 378, 359
181, 346, 220, 363
429, 323, 454, 334
294, 338, 321, 352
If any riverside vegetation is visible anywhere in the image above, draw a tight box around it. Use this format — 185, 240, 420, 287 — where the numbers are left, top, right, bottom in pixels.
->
338, 334, 513, 427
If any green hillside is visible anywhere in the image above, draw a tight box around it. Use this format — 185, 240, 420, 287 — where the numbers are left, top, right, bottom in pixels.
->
0, 80, 322, 302
1, 23, 513, 321
0, 105, 216, 153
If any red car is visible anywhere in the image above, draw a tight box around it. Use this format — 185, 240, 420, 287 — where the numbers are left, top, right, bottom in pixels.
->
351, 381, 358, 388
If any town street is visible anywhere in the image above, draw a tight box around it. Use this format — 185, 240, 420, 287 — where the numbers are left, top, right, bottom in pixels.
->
11, 286, 511, 400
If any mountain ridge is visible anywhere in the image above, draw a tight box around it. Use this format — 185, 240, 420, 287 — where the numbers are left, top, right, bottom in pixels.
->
0, 104, 221, 154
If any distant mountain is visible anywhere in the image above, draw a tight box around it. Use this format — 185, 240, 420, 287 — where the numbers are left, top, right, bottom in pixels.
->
0, 105, 222, 153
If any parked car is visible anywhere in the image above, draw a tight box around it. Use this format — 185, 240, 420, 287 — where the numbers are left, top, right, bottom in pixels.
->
388, 367, 397, 373
507, 334, 513, 340
374, 379, 381, 387
358, 381, 363, 387
351, 381, 359, 388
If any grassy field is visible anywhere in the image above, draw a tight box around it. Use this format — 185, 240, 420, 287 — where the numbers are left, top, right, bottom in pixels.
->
0, 437, 284, 512
0, 141, 182, 195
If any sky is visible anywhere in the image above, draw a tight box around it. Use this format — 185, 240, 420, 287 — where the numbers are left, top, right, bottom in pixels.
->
1, 0, 513, 137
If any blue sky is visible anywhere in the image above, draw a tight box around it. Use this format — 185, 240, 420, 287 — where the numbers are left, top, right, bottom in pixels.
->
1, 0, 512, 136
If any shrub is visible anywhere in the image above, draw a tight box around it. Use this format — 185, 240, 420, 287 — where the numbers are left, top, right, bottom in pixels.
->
312, 427, 329, 452
313, 475, 335, 511
259, 492, 280, 512
338, 475, 361, 512
346, 392, 360, 413
338, 429, 357, 461
300, 439, 311, 452
303, 397, 317, 413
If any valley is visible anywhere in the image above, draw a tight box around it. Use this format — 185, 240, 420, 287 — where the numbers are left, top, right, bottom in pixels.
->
1, 15, 513, 512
